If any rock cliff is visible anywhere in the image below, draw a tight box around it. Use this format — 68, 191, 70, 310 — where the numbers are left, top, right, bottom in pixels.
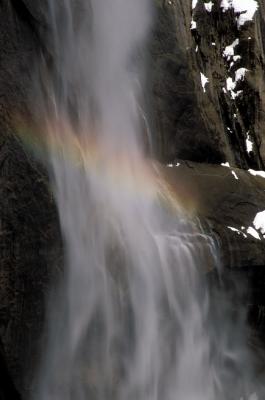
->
151, 0, 265, 170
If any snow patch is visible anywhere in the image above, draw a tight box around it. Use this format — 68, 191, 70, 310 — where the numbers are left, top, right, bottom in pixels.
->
192, 0, 198, 9
221, 162, 230, 167
227, 226, 247, 238
167, 163, 180, 168
204, 1, 214, 12
226, 77, 242, 99
228, 224, 262, 241
226, 68, 248, 99
233, 55, 241, 62
220, 0, 259, 27
226, 77, 236, 91
191, 19, 197, 29
200, 72, 209, 93
231, 170, 239, 180
246, 132, 253, 153
235, 67, 248, 81
223, 39, 239, 61
248, 169, 265, 178
247, 226, 261, 240
253, 211, 265, 235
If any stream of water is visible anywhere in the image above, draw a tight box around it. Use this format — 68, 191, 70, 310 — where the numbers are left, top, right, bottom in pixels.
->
33, 1, 260, 399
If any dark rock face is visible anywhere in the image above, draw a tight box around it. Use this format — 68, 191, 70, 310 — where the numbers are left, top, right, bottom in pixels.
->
189, 0, 263, 169
151, 0, 265, 169
150, 1, 227, 164
0, 337, 21, 400
0, 1, 61, 397
0, 135, 62, 396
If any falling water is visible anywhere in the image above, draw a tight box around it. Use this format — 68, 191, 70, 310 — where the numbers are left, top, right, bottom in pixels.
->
33, 1, 260, 399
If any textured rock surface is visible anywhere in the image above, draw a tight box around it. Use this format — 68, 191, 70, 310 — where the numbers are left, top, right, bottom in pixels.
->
151, 0, 265, 169
0, 1, 62, 397
150, 0, 227, 163
0, 135, 62, 396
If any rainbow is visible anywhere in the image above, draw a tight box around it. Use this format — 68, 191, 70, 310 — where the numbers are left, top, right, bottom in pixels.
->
13, 114, 197, 217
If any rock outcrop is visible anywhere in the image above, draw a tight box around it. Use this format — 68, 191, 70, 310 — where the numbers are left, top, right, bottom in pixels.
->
151, 0, 265, 169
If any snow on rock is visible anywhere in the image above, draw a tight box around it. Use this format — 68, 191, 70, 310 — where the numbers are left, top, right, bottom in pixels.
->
247, 226, 261, 240
233, 0, 259, 26
223, 39, 239, 61
192, 0, 198, 9
246, 132, 253, 153
191, 19, 197, 30
253, 210, 265, 235
225, 68, 248, 99
233, 55, 241, 62
231, 170, 239, 180
200, 72, 209, 93
226, 77, 242, 99
204, 1, 214, 12
248, 169, 265, 178
235, 67, 248, 81
220, 0, 259, 27
167, 163, 181, 168
220, 165, 239, 179
228, 223, 262, 241
227, 226, 247, 238
226, 77, 236, 91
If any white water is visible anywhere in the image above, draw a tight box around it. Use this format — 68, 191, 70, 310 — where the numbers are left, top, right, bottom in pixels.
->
33, 1, 260, 399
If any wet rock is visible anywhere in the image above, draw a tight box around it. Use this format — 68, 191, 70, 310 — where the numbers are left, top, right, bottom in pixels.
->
160, 161, 265, 269
0, 2, 61, 396
0, 134, 62, 396
0, 337, 21, 400
160, 161, 265, 344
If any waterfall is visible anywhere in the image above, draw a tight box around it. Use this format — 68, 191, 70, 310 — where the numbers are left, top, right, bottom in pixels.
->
33, 1, 258, 399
